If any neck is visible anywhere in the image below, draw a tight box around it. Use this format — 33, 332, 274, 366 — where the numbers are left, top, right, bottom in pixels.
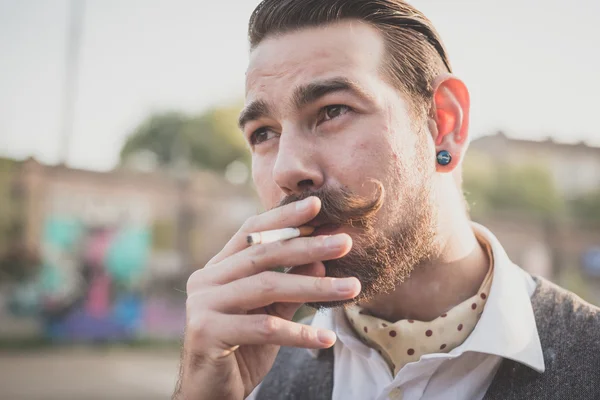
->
361, 197, 490, 322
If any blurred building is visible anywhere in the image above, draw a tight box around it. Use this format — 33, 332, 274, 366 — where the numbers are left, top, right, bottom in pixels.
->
14, 157, 258, 268
2, 136, 600, 341
470, 133, 600, 304
471, 131, 600, 198
1, 157, 258, 341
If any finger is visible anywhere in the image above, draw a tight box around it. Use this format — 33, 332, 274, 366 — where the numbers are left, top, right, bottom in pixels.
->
286, 261, 326, 277
209, 313, 337, 350
267, 302, 302, 321
211, 272, 361, 312
188, 236, 345, 292
207, 196, 321, 266
207, 233, 352, 285
270, 262, 325, 319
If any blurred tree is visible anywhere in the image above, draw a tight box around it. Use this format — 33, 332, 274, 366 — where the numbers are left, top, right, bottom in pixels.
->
462, 150, 496, 215
120, 103, 250, 173
0, 157, 19, 254
0, 157, 38, 282
120, 111, 189, 167
569, 189, 600, 222
463, 151, 564, 218
488, 164, 564, 216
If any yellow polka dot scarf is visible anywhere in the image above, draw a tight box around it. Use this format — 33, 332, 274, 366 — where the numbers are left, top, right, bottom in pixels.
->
344, 240, 494, 375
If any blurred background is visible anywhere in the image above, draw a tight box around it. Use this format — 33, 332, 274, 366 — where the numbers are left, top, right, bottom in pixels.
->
0, 0, 599, 399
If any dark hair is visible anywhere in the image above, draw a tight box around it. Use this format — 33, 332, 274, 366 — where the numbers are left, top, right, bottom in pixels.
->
248, 0, 451, 117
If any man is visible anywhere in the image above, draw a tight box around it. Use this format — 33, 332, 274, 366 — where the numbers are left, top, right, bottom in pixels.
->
174, 1, 600, 399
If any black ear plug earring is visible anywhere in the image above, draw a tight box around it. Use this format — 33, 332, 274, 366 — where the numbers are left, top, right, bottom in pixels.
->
436, 150, 452, 165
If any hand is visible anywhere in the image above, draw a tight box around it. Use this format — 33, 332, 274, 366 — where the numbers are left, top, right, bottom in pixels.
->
173, 197, 361, 400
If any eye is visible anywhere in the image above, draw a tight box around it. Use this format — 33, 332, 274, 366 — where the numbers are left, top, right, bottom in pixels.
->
319, 105, 351, 123
250, 127, 278, 146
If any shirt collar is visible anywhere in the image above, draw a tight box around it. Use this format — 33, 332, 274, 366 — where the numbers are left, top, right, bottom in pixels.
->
310, 222, 545, 373
457, 223, 545, 372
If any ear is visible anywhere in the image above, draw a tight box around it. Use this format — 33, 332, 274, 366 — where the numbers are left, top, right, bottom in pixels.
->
428, 74, 470, 173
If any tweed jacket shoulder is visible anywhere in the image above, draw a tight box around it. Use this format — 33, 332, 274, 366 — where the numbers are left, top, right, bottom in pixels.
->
255, 276, 600, 400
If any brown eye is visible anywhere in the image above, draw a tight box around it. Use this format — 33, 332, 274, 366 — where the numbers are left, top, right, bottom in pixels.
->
250, 128, 277, 146
322, 105, 350, 122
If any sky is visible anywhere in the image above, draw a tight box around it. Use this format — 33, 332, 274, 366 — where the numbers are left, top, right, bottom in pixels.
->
1, 0, 599, 171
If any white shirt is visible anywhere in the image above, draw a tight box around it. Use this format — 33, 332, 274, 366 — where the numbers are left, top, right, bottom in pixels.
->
248, 224, 545, 399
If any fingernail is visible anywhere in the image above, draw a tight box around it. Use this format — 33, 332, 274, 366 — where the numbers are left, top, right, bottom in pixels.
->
296, 197, 312, 212
332, 278, 358, 293
324, 235, 347, 249
318, 330, 336, 345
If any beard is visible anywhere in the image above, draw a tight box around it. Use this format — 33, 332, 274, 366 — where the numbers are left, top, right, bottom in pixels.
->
278, 174, 438, 310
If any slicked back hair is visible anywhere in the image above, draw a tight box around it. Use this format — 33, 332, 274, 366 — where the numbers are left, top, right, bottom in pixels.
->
248, 0, 451, 118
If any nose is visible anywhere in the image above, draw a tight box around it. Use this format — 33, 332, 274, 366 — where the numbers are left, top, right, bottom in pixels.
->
272, 129, 324, 195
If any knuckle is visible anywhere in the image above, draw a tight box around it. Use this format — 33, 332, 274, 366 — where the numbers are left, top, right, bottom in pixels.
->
272, 238, 287, 249
186, 268, 206, 294
305, 237, 320, 258
296, 237, 319, 259
251, 242, 268, 257
205, 253, 220, 265
258, 315, 279, 337
299, 325, 313, 343
241, 215, 259, 233
313, 277, 325, 293
186, 309, 212, 341
256, 272, 277, 295
262, 240, 285, 261
186, 292, 209, 316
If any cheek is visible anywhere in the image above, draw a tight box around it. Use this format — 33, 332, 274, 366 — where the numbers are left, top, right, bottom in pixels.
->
252, 157, 280, 208
352, 122, 397, 175
325, 121, 396, 193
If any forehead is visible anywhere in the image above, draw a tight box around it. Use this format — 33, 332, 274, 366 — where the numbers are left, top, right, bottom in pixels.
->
245, 20, 386, 103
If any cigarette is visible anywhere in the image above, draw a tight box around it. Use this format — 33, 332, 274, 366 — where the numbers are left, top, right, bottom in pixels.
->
246, 226, 315, 245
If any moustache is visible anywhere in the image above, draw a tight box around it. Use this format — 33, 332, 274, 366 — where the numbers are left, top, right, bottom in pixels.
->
277, 180, 384, 229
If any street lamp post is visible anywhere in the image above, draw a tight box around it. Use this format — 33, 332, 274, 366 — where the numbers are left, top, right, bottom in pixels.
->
58, 0, 85, 165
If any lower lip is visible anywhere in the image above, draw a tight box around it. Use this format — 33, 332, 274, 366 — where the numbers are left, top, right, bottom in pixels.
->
312, 224, 342, 236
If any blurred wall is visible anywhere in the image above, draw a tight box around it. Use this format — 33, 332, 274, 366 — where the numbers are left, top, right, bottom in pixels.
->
469, 133, 600, 305
2, 133, 600, 342
1, 158, 259, 341
471, 132, 600, 198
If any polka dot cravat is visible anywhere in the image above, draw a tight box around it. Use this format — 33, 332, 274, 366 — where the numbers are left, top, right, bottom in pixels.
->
344, 240, 494, 375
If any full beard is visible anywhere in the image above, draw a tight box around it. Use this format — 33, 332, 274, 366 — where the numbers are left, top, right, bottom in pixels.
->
306, 183, 438, 310
276, 141, 439, 311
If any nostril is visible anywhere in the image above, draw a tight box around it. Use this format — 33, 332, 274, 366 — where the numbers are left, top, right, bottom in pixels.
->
298, 179, 314, 190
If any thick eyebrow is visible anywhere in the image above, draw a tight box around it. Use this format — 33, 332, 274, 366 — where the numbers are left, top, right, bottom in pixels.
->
238, 99, 272, 130
293, 77, 370, 109
238, 77, 370, 131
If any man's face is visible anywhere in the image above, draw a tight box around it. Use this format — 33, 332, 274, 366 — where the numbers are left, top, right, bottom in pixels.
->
242, 20, 439, 306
